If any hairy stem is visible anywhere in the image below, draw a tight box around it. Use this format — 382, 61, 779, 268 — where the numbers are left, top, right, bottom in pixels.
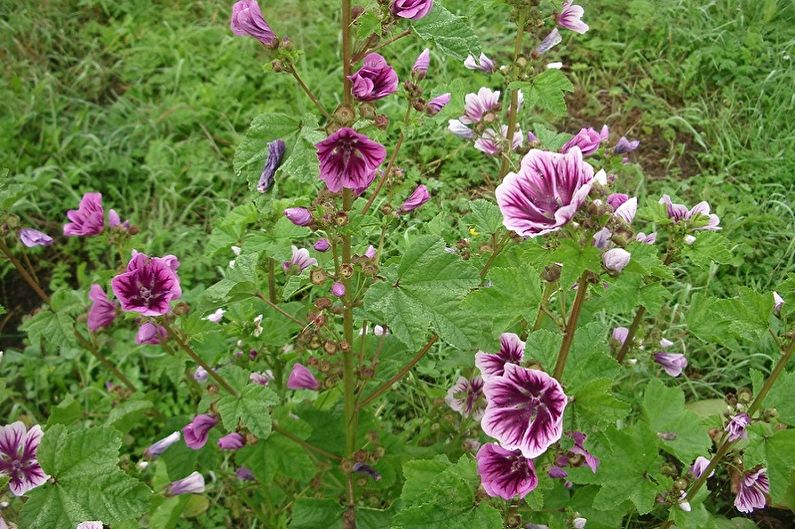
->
287, 62, 331, 120
532, 281, 556, 332
352, 29, 412, 62
498, 17, 526, 178
616, 305, 646, 363
479, 233, 512, 283
361, 104, 413, 215
0, 238, 50, 304
74, 331, 137, 391
553, 272, 589, 380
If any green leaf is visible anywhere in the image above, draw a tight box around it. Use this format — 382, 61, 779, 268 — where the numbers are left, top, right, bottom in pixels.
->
509, 69, 574, 116
411, 3, 481, 61
278, 121, 325, 185
363, 236, 482, 350
20, 425, 150, 528
764, 429, 795, 509
21, 289, 83, 349
465, 263, 542, 334
764, 370, 795, 426
465, 199, 503, 235
290, 498, 344, 529
106, 398, 153, 433
550, 239, 602, 289
217, 383, 279, 438
570, 377, 630, 431
641, 379, 712, 464
233, 112, 301, 189
682, 231, 735, 268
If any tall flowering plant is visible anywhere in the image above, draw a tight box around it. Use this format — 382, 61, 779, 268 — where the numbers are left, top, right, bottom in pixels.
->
0, 1, 793, 528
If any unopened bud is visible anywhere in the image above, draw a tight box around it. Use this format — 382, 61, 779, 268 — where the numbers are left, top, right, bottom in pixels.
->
374, 114, 389, 129
334, 105, 356, 125
271, 60, 284, 72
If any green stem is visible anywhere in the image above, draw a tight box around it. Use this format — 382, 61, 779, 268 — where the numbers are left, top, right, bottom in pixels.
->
616, 305, 646, 363
498, 17, 526, 178
0, 238, 50, 304
532, 281, 556, 332
268, 258, 278, 304
553, 272, 589, 380
352, 29, 411, 62
273, 424, 342, 461
287, 62, 331, 120
361, 103, 412, 215
74, 331, 137, 391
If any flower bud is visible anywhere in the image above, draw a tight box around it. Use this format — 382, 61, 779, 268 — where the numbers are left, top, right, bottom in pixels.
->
602, 248, 631, 272
314, 238, 331, 252
412, 48, 430, 78
374, 114, 389, 129
331, 282, 346, 298
284, 207, 313, 226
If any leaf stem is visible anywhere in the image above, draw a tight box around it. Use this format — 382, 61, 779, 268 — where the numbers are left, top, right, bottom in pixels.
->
553, 272, 589, 380
268, 258, 278, 304
0, 238, 50, 304
74, 330, 137, 391
498, 17, 526, 179
272, 423, 343, 462
287, 62, 331, 120
616, 305, 646, 363
532, 281, 556, 332
479, 232, 512, 283
352, 29, 412, 62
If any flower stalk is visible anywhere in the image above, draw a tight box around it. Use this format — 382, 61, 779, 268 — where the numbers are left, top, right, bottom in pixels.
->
616, 305, 646, 363
74, 330, 137, 392
286, 61, 331, 120
0, 238, 50, 305
498, 16, 526, 178
552, 272, 589, 380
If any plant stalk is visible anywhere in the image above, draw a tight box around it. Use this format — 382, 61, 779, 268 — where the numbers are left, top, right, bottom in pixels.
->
0, 239, 50, 304
498, 17, 526, 178
553, 272, 589, 380
287, 63, 331, 120
616, 305, 646, 363
532, 281, 556, 332
74, 331, 137, 391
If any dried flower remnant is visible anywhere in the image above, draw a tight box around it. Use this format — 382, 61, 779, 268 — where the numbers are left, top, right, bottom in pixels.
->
257, 139, 285, 193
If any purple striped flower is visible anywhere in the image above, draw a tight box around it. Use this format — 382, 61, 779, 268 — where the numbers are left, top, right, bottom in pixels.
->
614, 136, 640, 154
659, 195, 721, 231
426, 93, 451, 115
135, 322, 168, 345
349, 53, 398, 102
561, 126, 608, 156
690, 456, 714, 479
230, 0, 278, 47
287, 363, 319, 390
593, 227, 612, 249
607, 193, 629, 210
391, 0, 433, 20
167, 471, 205, 496
476, 443, 538, 500
145, 431, 181, 459
474, 126, 523, 156
0, 422, 49, 496
636, 231, 657, 244
726, 413, 750, 442
654, 352, 687, 377
412, 48, 430, 78
602, 248, 631, 272
481, 364, 567, 458
64, 192, 104, 237
464, 53, 496, 73
445, 376, 486, 420
557, 1, 589, 34
282, 246, 317, 273
218, 433, 246, 451
447, 119, 474, 139
18, 228, 53, 248
182, 415, 218, 450
331, 282, 346, 298
87, 284, 117, 332
249, 370, 273, 386
399, 184, 430, 213
735, 468, 768, 513
112, 251, 182, 316
475, 332, 525, 380
315, 128, 386, 193
536, 28, 562, 54
284, 207, 313, 227
569, 431, 599, 472
496, 148, 595, 237
257, 139, 285, 193
460, 87, 501, 125
611, 327, 629, 346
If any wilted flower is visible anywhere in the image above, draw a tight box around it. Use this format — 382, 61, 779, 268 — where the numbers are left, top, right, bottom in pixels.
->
257, 139, 285, 193
482, 364, 568, 458
603, 248, 631, 272
773, 291, 784, 313
204, 308, 225, 324
218, 433, 246, 451
426, 93, 451, 115
353, 462, 382, 481
167, 471, 205, 496
331, 282, 346, 298
735, 468, 768, 513
536, 28, 562, 54
461, 87, 501, 125
349, 53, 398, 101
475, 126, 524, 156
614, 136, 640, 154
445, 375, 486, 420
569, 431, 600, 472
230, 0, 277, 47
726, 413, 750, 442
364, 245, 377, 260
614, 197, 637, 223
283, 246, 317, 273
475, 332, 525, 380
412, 48, 430, 78
659, 195, 721, 231
496, 148, 595, 237
391, 0, 433, 20
284, 207, 313, 227
18, 228, 53, 248
476, 443, 538, 500
193, 367, 208, 383
654, 352, 687, 377
64, 192, 104, 237
447, 119, 474, 139
182, 414, 218, 450
607, 193, 628, 210
87, 284, 117, 332
690, 456, 714, 479
249, 370, 273, 386
0, 422, 48, 496
400, 185, 430, 213
112, 251, 182, 316
611, 327, 629, 346
464, 53, 496, 73
557, 1, 589, 34
135, 322, 168, 345
287, 363, 319, 390
145, 431, 181, 459
593, 227, 612, 249
636, 232, 657, 244
561, 125, 608, 156
315, 128, 387, 193
314, 238, 331, 252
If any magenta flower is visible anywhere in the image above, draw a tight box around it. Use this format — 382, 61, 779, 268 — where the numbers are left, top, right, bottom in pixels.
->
603, 248, 631, 272
461, 87, 501, 125
0, 422, 49, 496
218, 433, 246, 451
314, 238, 331, 252
475, 332, 525, 380
331, 282, 346, 298
611, 327, 629, 346
167, 471, 205, 496
614, 136, 640, 154
426, 93, 451, 115
481, 364, 567, 458
18, 228, 53, 248
64, 192, 104, 237
496, 148, 595, 237
135, 322, 168, 345
475, 126, 523, 156
569, 431, 599, 472
315, 128, 387, 193
735, 468, 769, 513
690, 456, 714, 479
257, 139, 285, 193
364, 245, 377, 260
145, 431, 181, 459
726, 413, 750, 442
464, 53, 496, 73
412, 48, 430, 78
659, 195, 721, 231
287, 363, 319, 390
476, 443, 538, 500
284, 207, 313, 226
112, 251, 182, 316
536, 28, 562, 54
654, 352, 687, 377
230, 0, 277, 47
400, 184, 430, 213
182, 415, 218, 450
445, 376, 486, 420
607, 193, 628, 210
390, 0, 433, 20
87, 284, 117, 332
636, 231, 657, 244
282, 246, 317, 273
561, 125, 608, 156
447, 119, 474, 139
557, 1, 589, 34
349, 53, 398, 102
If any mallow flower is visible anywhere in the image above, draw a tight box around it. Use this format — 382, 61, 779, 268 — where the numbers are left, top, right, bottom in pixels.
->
495, 147, 595, 237
64, 192, 104, 237
557, 1, 589, 34
536, 28, 562, 54
315, 128, 387, 193
283, 246, 317, 273
230, 0, 278, 47
613, 197, 637, 224
447, 119, 474, 139
87, 284, 117, 332
460, 87, 501, 125
569, 431, 600, 472
167, 471, 205, 496
0, 422, 48, 496
412, 48, 430, 78
476, 443, 538, 500
426, 93, 451, 115
349, 53, 398, 101
636, 232, 657, 244
726, 413, 750, 442
735, 468, 769, 513
284, 207, 313, 227
287, 363, 319, 390
561, 125, 608, 156
690, 456, 714, 479
182, 415, 218, 450
111, 251, 182, 316
475, 126, 524, 156
602, 248, 631, 272
331, 282, 346, 298
257, 139, 285, 193
463, 53, 496, 73
445, 375, 486, 420
135, 322, 168, 345
614, 136, 640, 154
654, 352, 687, 377
659, 195, 721, 231
314, 238, 331, 252
390, 0, 433, 20
218, 433, 246, 451
611, 327, 629, 347
399, 184, 430, 213
145, 431, 181, 459
18, 228, 53, 248
481, 364, 568, 458
475, 332, 525, 380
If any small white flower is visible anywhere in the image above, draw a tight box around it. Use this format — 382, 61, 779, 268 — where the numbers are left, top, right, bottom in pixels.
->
253, 314, 264, 337
573, 517, 587, 529
231, 245, 242, 256
136, 460, 150, 471
204, 308, 226, 324
683, 234, 696, 245
229, 259, 237, 268
546, 62, 563, 69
